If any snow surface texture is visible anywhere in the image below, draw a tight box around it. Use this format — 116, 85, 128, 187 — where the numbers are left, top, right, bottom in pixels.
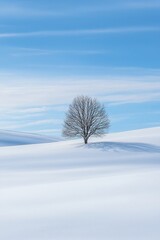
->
0, 130, 57, 146
0, 127, 160, 240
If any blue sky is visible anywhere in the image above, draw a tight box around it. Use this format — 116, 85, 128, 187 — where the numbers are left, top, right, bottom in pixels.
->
0, 0, 160, 137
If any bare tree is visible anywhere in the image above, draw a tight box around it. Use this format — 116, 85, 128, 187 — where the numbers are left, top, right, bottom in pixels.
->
63, 96, 110, 144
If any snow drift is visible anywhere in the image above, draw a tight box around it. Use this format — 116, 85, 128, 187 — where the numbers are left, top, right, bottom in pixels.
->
0, 127, 160, 240
0, 130, 57, 146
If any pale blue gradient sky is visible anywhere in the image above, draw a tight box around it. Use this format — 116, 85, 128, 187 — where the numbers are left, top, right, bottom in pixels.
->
0, 0, 160, 137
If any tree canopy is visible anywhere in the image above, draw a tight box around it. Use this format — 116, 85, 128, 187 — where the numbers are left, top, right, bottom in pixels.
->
63, 96, 110, 144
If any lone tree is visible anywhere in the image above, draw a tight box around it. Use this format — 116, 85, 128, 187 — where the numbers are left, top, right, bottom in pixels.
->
63, 96, 110, 144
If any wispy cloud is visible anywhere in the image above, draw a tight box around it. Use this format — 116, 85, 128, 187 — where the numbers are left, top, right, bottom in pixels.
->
11, 47, 106, 56
0, 71, 159, 134
128, 1, 160, 9
0, 27, 160, 38
0, 119, 62, 130
101, 92, 160, 106
0, 1, 160, 18
76, 1, 160, 13
0, 4, 65, 18
32, 128, 61, 134
0, 75, 159, 109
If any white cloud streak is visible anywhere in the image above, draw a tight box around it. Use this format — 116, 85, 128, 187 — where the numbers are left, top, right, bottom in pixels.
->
0, 27, 160, 38
33, 129, 61, 134
15, 107, 50, 114
11, 47, 106, 56
128, 1, 160, 9
0, 1, 160, 18
0, 75, 160, 109
0, 4, 65, 17
0, 72, 159, 133
0, 119, 62, 130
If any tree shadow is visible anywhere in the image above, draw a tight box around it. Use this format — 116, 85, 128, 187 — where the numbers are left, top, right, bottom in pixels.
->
86, 142, 160, 153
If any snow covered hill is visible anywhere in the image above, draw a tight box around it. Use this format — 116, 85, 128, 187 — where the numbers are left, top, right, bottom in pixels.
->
0, 130, 57, 146
0, 127, 160, 240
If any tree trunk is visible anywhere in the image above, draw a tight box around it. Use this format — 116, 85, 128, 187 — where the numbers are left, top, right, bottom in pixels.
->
84, 138, 88, 144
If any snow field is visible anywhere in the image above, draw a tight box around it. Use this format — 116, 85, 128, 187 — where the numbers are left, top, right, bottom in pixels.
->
0, 127, 160, 240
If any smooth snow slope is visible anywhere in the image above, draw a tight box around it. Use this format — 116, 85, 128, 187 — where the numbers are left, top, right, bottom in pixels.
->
0, 130, 57, 146
0, 127, 160, 240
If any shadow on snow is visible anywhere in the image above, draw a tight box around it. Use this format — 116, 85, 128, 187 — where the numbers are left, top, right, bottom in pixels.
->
86, 142, 160, 153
